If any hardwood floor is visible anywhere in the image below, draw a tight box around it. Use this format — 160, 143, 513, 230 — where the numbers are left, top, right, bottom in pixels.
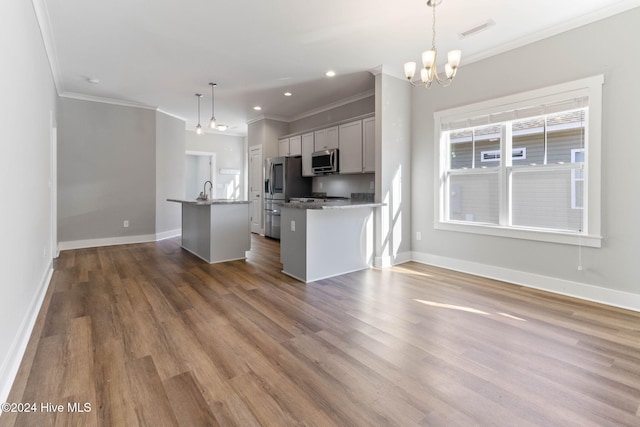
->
2, 235, 640, 426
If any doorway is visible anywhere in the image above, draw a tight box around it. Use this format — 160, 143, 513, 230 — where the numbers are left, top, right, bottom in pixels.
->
185, 151, 216, 200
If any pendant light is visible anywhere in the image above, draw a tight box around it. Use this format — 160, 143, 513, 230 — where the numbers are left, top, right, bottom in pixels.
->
195, 93, 203, 135
209, 83, 217, 129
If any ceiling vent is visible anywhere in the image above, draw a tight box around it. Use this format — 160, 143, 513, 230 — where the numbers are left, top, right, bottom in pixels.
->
458, 19, 496, 39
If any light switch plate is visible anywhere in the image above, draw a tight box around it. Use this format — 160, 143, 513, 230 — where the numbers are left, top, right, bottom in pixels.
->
291, 220, 296, 232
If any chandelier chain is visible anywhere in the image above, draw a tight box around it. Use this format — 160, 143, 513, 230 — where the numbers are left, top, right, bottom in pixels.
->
431, 1, 437, 51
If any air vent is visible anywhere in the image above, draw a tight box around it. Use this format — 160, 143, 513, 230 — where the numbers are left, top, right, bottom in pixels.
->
458, 19, 496, 39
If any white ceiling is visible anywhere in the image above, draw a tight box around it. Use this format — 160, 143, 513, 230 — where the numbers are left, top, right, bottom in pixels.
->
38, 0, 640, 135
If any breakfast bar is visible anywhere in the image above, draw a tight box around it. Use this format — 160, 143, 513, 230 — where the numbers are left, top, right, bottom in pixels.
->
168, 199, 250, 264
280, 200, 384, 282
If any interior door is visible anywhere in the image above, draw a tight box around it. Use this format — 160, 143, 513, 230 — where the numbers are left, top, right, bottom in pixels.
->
249, 145, 263, 234
185, 152, 215, 199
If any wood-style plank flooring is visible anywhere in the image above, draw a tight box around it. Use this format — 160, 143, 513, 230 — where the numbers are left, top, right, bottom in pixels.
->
2, 235, 640, 426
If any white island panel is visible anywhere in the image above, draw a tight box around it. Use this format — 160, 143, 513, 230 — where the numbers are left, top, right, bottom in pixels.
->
281, 204, 376, 282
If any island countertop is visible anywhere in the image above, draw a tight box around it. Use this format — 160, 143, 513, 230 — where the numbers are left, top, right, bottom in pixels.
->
282, 201, 385, 210
167, 198, 250, 205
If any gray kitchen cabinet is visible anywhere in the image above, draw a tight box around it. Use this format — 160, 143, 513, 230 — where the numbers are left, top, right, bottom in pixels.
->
339, 120, 363, 174
289, 135, 302, 156
314, 126, 339, 151
301, 132, 314, 176
363, 116, 375, 173
278, 138, 289, 156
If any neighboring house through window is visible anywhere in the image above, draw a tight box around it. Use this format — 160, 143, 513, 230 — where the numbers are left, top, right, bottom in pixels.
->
434, 75, 603, 247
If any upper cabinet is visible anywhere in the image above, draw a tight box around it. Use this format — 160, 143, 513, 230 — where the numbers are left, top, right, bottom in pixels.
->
339, 117, 376, 174
338, 121, 363, 174
277, 115, 375, 176
301, 132, 314, 176
314, 126, 339, 151
278, 135, 302, 157
362, 117, 375, 173
278, 138, 289, 157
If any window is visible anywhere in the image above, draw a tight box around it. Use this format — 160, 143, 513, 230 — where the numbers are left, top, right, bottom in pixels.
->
434, 76, 603, 247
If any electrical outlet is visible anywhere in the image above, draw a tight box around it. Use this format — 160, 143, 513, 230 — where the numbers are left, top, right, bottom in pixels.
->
291, 220, 296, 232
123, 220, 129, 228
319, 182, 323, 189
416, 231, 422, 241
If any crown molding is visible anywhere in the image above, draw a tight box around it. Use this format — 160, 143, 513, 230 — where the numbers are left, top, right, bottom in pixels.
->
461, 0, 640, 67
59, 92, 158, 110
246, 114, 290, 125
288, 89, 375, 122
156, 108, 186, 122
31, 0, 63, 93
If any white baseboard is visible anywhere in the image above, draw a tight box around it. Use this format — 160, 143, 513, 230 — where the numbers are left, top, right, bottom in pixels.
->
156, 228, 181, 241
0, 262, 53, 405
59, 234, 157, 251
411, 251, 640, 313
58, 229, 182, 251
374, 251, 412, 268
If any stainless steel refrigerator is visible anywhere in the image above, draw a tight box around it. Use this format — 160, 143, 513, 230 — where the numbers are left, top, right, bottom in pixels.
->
264, 156, 311, 239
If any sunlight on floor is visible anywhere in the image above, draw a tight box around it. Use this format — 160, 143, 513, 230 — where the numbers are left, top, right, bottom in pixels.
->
391, 266, 433, 278
414, 299, 527, 321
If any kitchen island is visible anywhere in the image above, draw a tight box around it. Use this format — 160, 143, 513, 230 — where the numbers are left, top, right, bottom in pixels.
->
168, 199, 250, 264
280, 200, 384, 282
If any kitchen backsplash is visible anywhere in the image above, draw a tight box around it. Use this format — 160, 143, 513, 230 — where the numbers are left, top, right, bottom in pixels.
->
312, 173, 374, 198
350, 192, 375, 202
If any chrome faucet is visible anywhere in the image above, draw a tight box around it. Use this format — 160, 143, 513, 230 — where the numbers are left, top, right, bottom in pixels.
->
204, 180, 213, 200
197, 180, 213, 201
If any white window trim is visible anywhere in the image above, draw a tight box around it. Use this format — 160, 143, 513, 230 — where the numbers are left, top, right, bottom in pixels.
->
571, 148, 585, 210
434, 75, 603, 248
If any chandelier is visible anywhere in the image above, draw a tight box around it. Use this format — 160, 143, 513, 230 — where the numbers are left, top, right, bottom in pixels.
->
404, 0, 461, 88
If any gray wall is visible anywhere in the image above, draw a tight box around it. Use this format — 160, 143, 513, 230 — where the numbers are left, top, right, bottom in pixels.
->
247, 119, 289, 160
410, 7, 640, 297
0, 0, 57, 401
58, 98, 157, 242
156, 111, 185, 234
288, 95, 375, 134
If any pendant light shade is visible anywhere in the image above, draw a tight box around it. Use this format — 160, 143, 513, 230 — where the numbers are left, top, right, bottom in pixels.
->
195, 93, 203, 135
209, 83, 217, 129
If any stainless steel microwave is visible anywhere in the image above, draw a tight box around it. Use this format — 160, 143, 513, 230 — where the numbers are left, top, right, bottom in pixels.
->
311, 149, 339, 174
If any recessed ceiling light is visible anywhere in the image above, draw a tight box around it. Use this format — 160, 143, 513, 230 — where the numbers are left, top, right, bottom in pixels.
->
253, 106, 262, 111
284, 92, 292, 97
87, 77, 100, 84
217, 124, 228, 131
325, 70, 336, 77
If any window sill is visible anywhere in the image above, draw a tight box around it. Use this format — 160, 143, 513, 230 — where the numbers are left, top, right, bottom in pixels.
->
434, 221, 602, 248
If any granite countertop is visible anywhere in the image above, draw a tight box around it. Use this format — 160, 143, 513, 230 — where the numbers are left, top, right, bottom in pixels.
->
282, 200, 385, 210
167, 198, 250, 205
